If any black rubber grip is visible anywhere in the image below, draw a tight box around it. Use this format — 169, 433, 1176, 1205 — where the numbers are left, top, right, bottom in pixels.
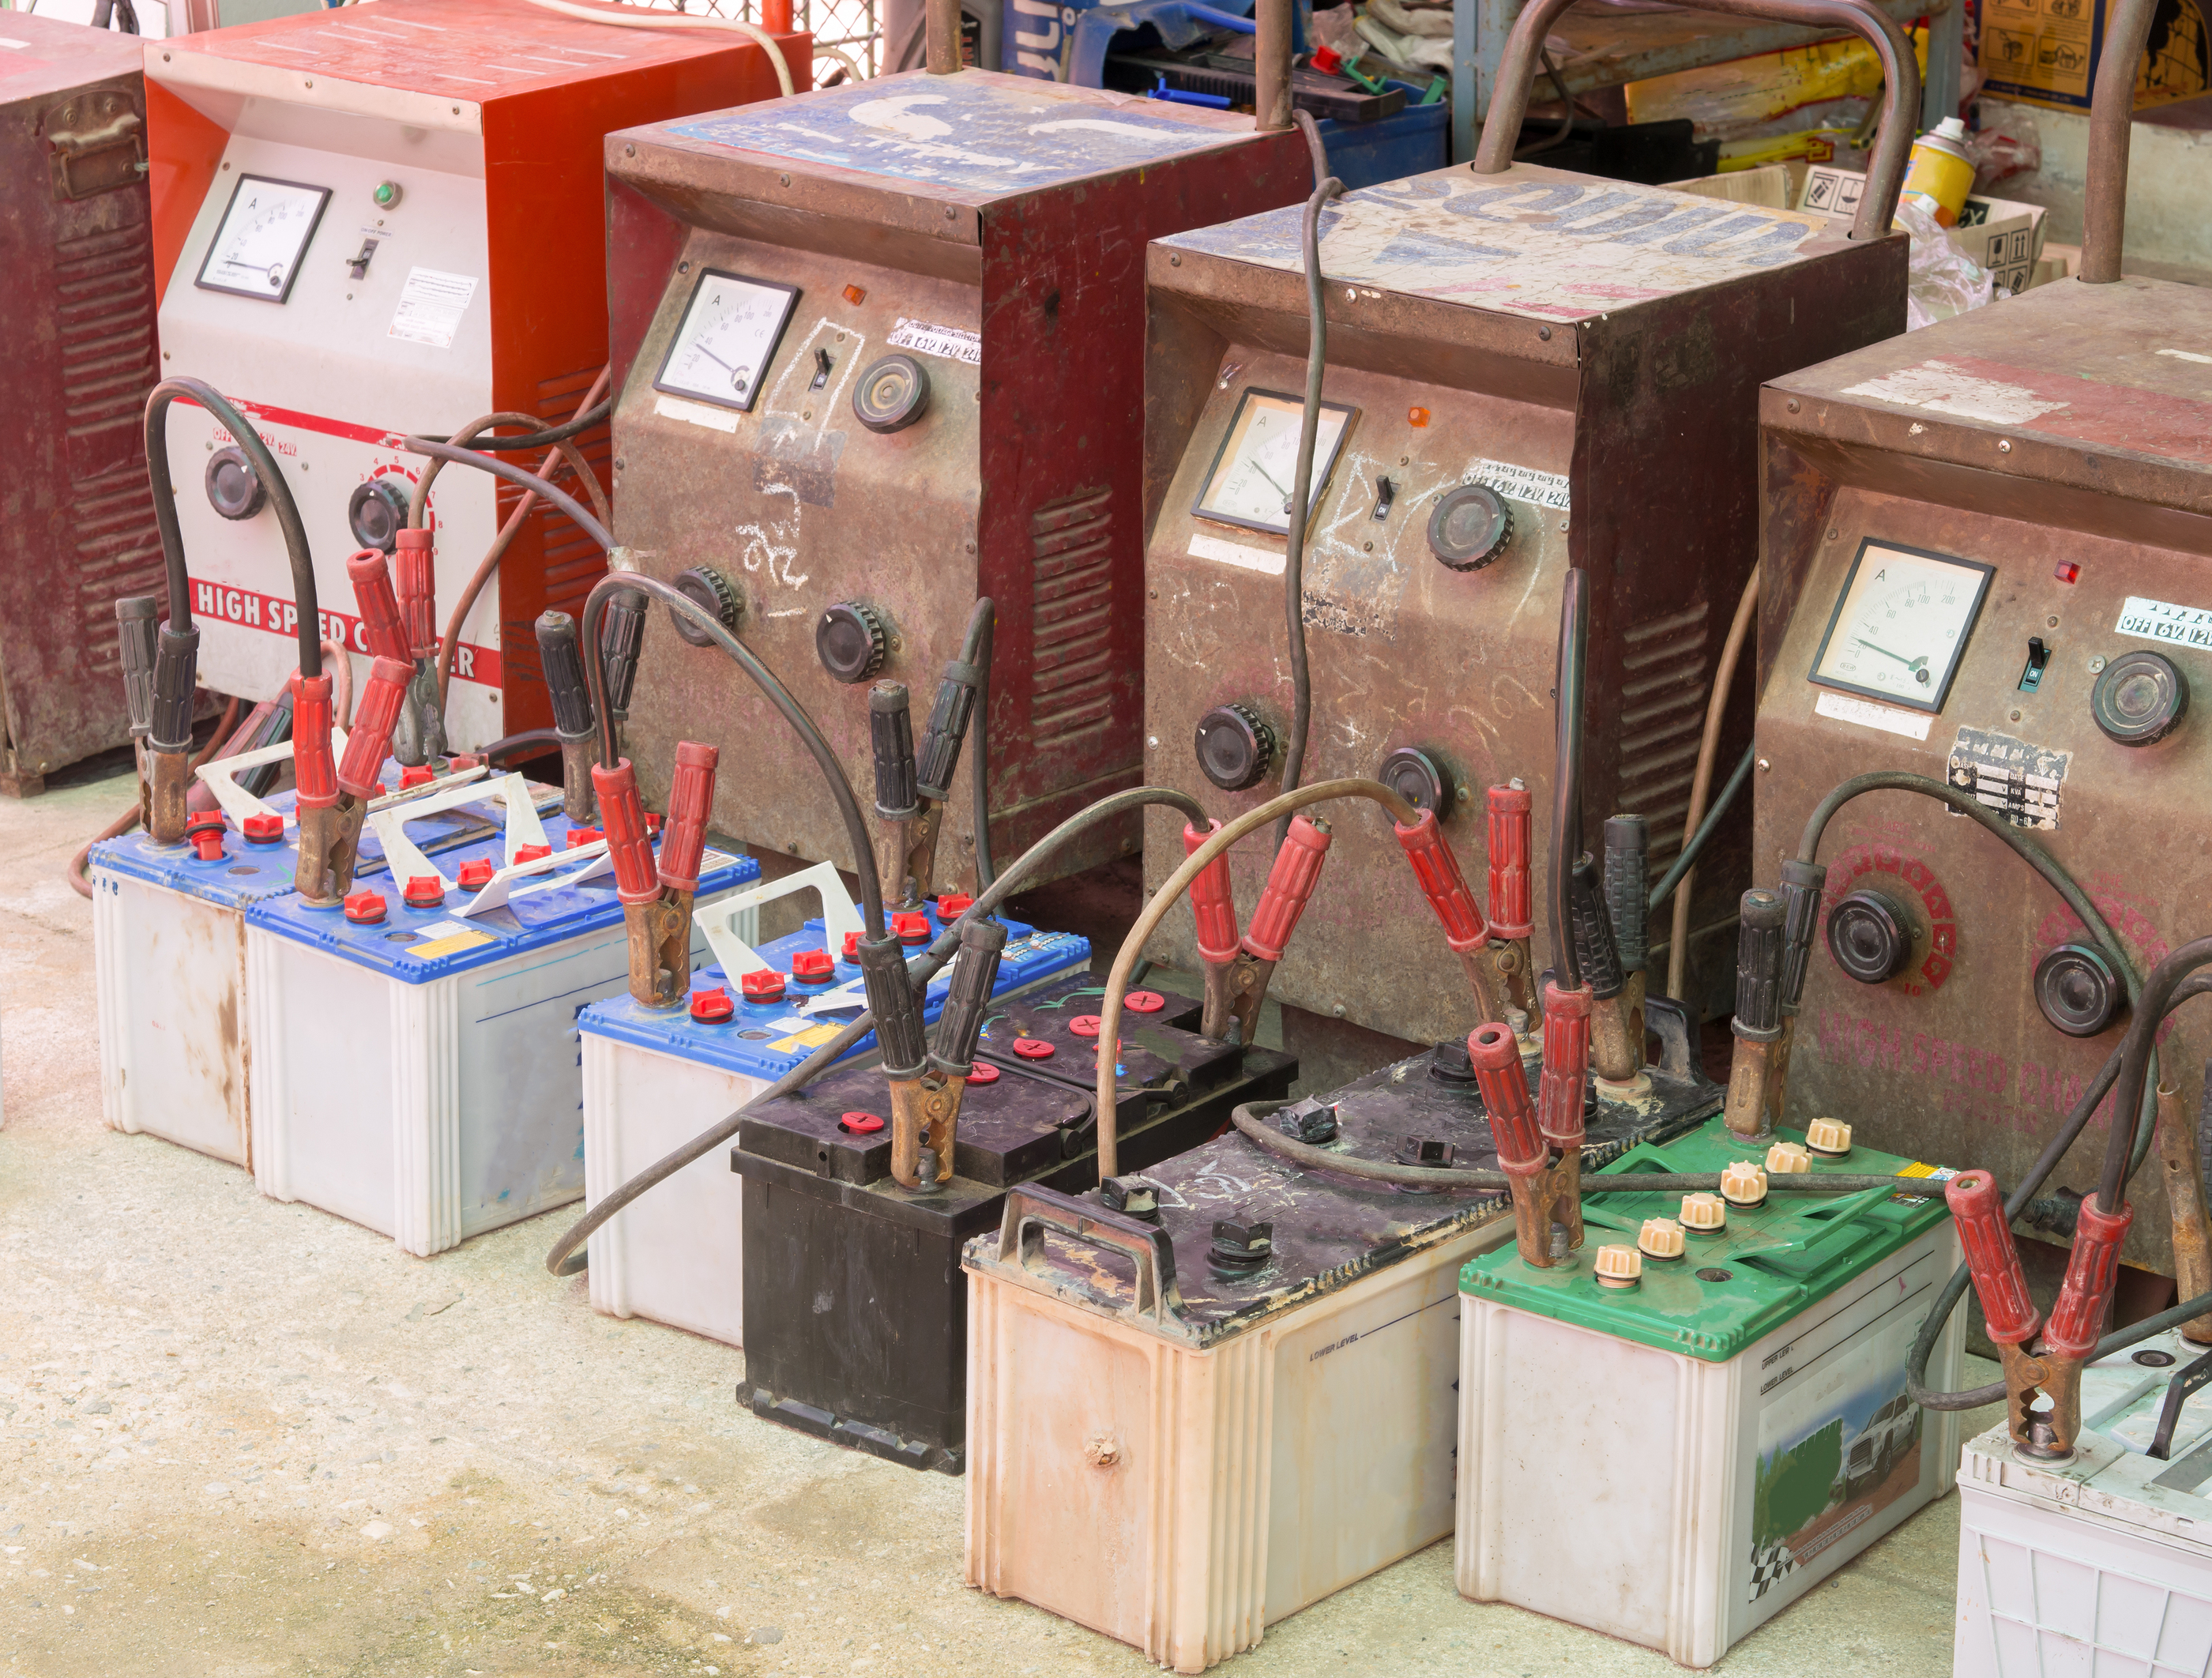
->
600, 589, 649, 720
535, 611, 595, 741
1569, 851, 1625, 1002
931, 915, 1007, 1074
1603, 815, 1649, 972
115, 596, 160, 736
857, 935, 927, 1078
150, 623, 200, 753
870, 682, 919, 820
1778, 859, 1828, 1014
1734, 887, 1786, 1040
915, 656, 982, 802
233, 684, 297, 800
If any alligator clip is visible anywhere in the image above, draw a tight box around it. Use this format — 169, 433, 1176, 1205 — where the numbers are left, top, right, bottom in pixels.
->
1394, 807, 1503, 1026
1484, 783, 1540, 1026
1183, 815, 1332, 1044
887, 915, 1007, 1189
296, 656, 411, 904
596, 743, 718, 1008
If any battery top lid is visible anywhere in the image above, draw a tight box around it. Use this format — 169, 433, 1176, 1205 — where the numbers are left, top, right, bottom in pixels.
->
1157, 162, 1845, 326
1462, 1114, 1953, 1364
649, 70, 1266, 202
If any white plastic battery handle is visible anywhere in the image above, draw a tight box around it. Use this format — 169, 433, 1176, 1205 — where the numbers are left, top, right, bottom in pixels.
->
453, 838, 614, 918
697, 859, 862, 979
362, 766, 532, 890
192, 725, 350, 829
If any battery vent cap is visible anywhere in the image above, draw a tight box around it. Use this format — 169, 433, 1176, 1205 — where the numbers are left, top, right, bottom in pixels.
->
1194, 702, 1273, 792
739, 969, 787, 1003
1011, 1037, 1055, 1059
690, 988, 734, 1023
1680, 1191, 1727, 1232
1766, 1141, 1811, 1175
966, 1060, 999, 1085
457, 859, 495, 890
1427, 483, 1513, 570
1805, 1116, 1853, 1157
937, 893, 974, 919
792, 949, 835, 983
242, 814, 284, 845
1100, 1176, 1161, 1221
1593, 1245, 1642, 1289
400, 765, 435, 790
2093, 649, 2188, 746
893, 912, 931, 945
403, 875, 445, 908
1720, 1161, 1768, 1207
1638, 1218, 1685, 1259
1126, 989, 1164, 1013
515, 844, 551, 864
817, 602, 888, 684
344, 890, 387, 924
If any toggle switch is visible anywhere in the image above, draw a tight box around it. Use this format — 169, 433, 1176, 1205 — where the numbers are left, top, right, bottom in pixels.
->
2018, 635, 2050, 693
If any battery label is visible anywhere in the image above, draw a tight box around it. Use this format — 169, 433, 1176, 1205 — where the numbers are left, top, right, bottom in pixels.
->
389, 267, 479, 351
2116, 594, 2212, 650
1947, 725, 2069, 831
188, 576, 502, 688
885, 318, 980, 364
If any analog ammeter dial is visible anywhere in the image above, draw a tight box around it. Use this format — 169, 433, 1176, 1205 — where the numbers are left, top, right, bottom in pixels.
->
194, 175, 331, 304
1808, 540, 1996, 713
653, 269, 801, 413
1192, 388, 1356, 537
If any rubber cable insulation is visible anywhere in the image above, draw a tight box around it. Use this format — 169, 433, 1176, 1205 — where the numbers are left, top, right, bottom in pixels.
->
1667, 562, 1759, 1001
1551, 567, 1588, 991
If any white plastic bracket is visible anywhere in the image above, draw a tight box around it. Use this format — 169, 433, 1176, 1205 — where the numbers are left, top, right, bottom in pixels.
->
363, 769, 540, 890
697, 860, 861, 980
453, 837, 612, 919
192, 725, 349, 830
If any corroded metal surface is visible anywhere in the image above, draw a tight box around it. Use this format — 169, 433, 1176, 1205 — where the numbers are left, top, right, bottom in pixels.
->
1142, 162, 1908, 1045
1755, 275, 2212, 1275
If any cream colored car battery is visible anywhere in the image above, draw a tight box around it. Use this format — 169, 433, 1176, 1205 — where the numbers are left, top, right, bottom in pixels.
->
1954, 1327, 2212, 1676
1456, 1116, 1964, 1668
90, 754, 554, 1168
963, 1041, 1683, 1673
243, 815, 758, 1255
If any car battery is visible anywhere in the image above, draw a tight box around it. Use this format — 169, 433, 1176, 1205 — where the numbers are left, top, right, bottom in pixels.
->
243, 819, 759, 1255
0, 14, 165, 796
1455, 1114, 1964, 1668
1749, 4, 2212, 1277
1137, 6, 1921, 1044
144, 0, 805, 746
601, 70, 1314, 882
1954, 1328, 2212, 1677
750, 979, 1297, 1477
961, 1035, 1691, 1672
90, 755, 555, 1168
577, 882, 1092, 1350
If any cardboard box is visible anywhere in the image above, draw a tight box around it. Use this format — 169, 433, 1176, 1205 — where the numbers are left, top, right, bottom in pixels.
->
1977, 0, 2207, 114
1800, 164, 2049, 296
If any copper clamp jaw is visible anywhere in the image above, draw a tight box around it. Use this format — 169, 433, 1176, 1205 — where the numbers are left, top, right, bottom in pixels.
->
889, 1069, 968, 1188
294, 796, 371, 905
1997, 1341, 2085, 1460
1199, 953, 1277, 1045
147, 746, 193, 847
1507, 1152, 1585, 1268
623, 889, 697, 1010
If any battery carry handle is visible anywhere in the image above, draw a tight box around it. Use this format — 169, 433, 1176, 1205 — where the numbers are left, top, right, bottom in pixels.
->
1470, 0, 1918, 243
995, 1185, 1187, 1326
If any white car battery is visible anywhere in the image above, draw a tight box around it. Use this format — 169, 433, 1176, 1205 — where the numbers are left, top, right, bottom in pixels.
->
1955, 1327, 2212, 1677
243, 813, 758, 1255
962, 1041, 1690, 1673
577, 864, 1091, 1349
89, 753, 554, 1168
1456, 1116, 1965, 1669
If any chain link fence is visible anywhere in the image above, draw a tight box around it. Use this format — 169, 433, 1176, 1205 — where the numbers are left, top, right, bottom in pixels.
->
608, 0, 883, 81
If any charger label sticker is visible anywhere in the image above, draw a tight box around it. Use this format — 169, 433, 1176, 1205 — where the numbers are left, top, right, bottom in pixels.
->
1473, 458, 1571, 512
388, 266, 479, 350
1189, 532, 1285, 575
1813, 690, 1932, 741
654, 393, 738, 434
886, 318, 980, 364
1947, 726, 2068, 831
409, 928, 495, 959
2116, 594, 2212, 650
770, 1023, 843, 1052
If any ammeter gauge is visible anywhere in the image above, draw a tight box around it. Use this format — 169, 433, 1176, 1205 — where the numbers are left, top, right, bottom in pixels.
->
1808, 539, 1995, 713
194, 175, 331, 303
1193, 387, 1355, 536
653, 269, 800, 413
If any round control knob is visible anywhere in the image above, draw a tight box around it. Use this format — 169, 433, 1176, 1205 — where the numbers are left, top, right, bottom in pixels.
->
347, 477, 411, 553
1427, 483, 1513, 571
669, 566, 743, 648
1194, 702, 1273, 792
852, 353, 931, 434
2093, 649, 2188, 746
2036, 942, 2124, 1037
1378, 746, 1454, 818
205, 446, 265, 521
816, 601, 887, 684
1826, 884, 1916, 985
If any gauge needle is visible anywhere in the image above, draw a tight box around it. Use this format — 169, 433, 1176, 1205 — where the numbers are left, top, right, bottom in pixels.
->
1855, 638, 1930, 678
692, 343, 738, 374
1251, 457, 1289, 499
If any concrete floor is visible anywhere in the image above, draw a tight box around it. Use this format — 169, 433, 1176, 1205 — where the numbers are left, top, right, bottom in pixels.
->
0, 754, 2000, 1677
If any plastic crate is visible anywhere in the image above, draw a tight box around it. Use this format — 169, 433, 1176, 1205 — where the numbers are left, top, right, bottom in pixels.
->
577, 867, 1090, 1349
1317, 96, 1448, 192
1456, 1116, 1965, 1668
244, 825, 758, 1255
89, 760, 554, 1168
1955, 1327, 2212, 1676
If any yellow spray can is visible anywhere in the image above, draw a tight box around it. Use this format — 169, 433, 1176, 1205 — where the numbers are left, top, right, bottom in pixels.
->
1900, 116, 1976, 227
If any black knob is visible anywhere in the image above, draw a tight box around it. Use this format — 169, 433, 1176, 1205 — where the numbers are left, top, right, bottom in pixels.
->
2093, 649, 2188, 746
669, 566, 742, 648
1194, 702, 1273, 792
1378, 746, 1453, 818
2036, 942, 2124, 1037
1427, 483, 1513, 571
818, 602, 887, 684
852, 353, 931, 434
1826, 885, 1916, 985
205, 446, 265, 521
346, 477, 411, 552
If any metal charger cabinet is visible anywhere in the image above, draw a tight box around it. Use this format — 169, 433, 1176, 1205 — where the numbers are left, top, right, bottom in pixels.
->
963, 1039, 1691, 1672
144, 0, 803, 744
1749, 0, 2212, 1274
1138, 0, 1918, 1044
601, 68, 1312, 880
0, 15, 164, 796
739, 973, 1297, 1474
577, 891, 1091, 1350
1456, 1116, 1964, 1666
1954, 1329, 2212, 1675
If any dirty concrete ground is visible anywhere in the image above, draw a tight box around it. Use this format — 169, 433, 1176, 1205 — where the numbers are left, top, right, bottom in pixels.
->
1, 752, 2000, 1677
